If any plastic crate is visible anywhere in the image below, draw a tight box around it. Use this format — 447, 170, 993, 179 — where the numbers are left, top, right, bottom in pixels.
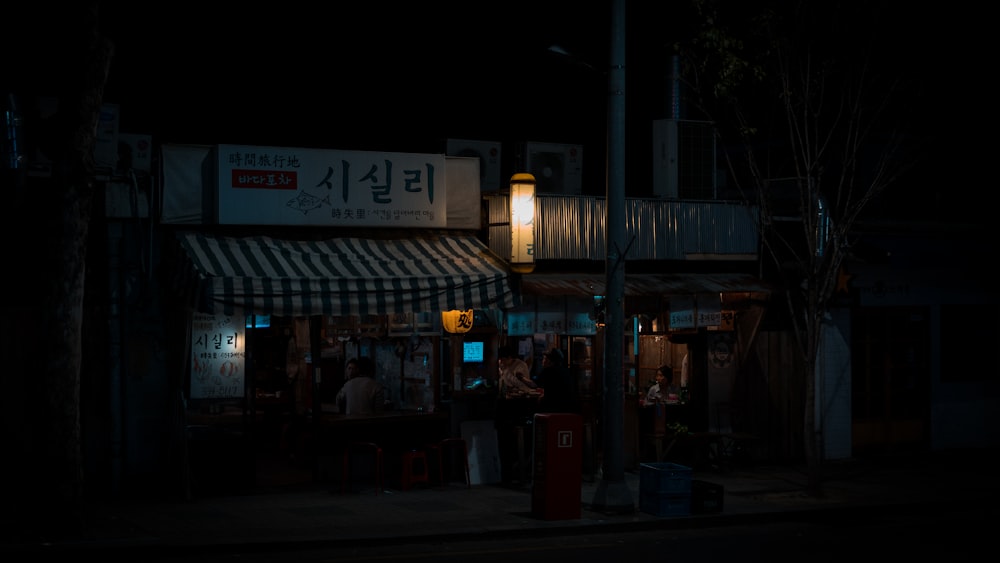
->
639, 491, 692, 517
691, 479, 724, 514
639, 462, 692, 494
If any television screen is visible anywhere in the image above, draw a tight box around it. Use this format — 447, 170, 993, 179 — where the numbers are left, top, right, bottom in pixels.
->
245, 314, 271, 328
463, 341, 484, 363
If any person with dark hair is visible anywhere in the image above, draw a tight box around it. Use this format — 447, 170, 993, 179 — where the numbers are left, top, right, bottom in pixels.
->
537, 348, 578, 414
335, 356, 385, 415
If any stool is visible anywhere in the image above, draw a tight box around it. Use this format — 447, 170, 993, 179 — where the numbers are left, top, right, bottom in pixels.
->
435, 437, 471, 488
342, 441, 383, 495
400, 449, 430, 491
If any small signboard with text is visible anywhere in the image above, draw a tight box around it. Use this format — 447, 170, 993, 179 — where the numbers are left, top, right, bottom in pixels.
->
669, 295, 695, 330
217, 144, 447, 227
696, 293, 722, 328
190, 311, 246, 399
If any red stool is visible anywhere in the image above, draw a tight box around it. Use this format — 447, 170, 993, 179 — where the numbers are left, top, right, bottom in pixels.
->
435, 437, 471, 488
400, 449, 430, 491
342, 441, 383, 495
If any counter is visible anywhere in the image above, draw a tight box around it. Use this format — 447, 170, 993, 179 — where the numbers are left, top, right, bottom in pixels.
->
318, 409, 451, 455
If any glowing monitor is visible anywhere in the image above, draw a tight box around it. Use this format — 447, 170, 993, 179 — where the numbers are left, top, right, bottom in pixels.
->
463, 341, 484, 363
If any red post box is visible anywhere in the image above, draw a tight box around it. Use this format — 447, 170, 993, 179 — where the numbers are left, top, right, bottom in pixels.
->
531, 413, 583, 520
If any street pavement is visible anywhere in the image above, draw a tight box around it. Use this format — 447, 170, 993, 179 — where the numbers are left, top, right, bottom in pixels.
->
2, 447, 996, 558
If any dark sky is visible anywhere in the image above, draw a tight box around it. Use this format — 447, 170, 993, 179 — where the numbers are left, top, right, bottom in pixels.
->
7, 2, 619, 193
104, 1, 629, 152
4, 1, 991, 214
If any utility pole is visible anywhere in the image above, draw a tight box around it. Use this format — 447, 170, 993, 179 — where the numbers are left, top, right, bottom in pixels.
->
591, 0, 633, 513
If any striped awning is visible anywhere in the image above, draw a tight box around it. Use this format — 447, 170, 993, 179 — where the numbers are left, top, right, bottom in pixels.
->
174, 232, 519, 317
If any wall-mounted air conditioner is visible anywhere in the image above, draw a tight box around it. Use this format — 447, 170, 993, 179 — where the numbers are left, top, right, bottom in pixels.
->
446, 138, 502, 192
522, 141, 583, 195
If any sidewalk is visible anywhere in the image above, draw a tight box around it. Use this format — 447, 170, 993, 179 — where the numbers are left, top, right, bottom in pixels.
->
3, 448, 995, 557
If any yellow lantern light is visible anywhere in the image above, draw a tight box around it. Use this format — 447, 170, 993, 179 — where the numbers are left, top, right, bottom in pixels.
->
509, 172, 536, 274
441, 309, 474, 334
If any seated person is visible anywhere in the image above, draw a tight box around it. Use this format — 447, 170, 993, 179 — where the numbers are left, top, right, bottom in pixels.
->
646, 364, 678, 403
335, 357, 385, 415
497, 345, 539, 399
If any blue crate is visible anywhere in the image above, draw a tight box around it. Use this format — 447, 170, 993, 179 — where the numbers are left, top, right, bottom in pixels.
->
639, 491, 692, 517
639, 462, 692, 494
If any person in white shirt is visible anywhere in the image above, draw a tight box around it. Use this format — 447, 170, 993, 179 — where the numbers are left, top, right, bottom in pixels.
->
646, 364, 676, 403
335, 357, 385, 415
498, 346, 537, 398
494, 345, 538, 485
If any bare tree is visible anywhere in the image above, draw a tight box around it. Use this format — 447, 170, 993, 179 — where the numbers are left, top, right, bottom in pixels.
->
678, 0, 922, 494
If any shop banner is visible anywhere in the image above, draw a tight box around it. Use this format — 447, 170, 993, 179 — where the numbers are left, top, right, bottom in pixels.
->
216, 144, 447, 227
190, 311, 246, 399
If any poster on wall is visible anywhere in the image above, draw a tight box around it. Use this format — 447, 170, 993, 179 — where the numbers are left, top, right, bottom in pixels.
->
708, 332, 734, 371
190, 311, 246, 399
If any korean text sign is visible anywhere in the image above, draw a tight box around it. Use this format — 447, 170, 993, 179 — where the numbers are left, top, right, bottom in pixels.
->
190, 312, 246, 399
217, 144, 447, 227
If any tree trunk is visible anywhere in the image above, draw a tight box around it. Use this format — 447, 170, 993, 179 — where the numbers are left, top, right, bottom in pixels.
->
15, 3, 113, 537
803, 350, 823, 496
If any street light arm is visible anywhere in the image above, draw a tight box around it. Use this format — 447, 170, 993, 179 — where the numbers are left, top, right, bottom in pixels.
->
545, 44, 604, 75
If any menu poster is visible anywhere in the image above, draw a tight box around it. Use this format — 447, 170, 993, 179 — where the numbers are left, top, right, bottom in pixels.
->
190, 311, 246, 399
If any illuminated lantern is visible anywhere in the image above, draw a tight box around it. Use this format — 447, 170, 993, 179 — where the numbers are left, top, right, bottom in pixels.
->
442, 309, 474, 334
509, 172, 536, 274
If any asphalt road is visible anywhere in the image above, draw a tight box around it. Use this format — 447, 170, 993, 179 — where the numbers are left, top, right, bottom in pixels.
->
76, 502, 991, 563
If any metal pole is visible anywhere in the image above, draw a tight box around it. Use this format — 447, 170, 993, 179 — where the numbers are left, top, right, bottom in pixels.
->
591, 0, 633, 513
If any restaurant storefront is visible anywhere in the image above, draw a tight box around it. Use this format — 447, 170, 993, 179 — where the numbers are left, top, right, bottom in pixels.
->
159, 144, 519, 494
513, 272, 771, 470
100, 143, 776, 497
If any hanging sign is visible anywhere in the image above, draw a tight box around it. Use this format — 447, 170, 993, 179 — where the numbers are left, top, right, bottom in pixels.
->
696, 293, 722, 328
442, 309, 474, 333
669, 295, 695, 330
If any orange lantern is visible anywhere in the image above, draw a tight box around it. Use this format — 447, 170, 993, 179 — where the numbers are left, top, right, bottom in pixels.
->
441, 309, 474, 334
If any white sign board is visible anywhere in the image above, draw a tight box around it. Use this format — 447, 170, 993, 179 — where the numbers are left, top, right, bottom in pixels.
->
190, 312, 246, 399
217, 144, 447, 227
696, 293, 722, 327
669, 295, 695, 330
566, 312, 597, 335
507, 311, 535, 336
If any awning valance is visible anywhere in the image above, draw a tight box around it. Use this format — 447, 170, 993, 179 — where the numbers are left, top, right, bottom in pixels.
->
174, 232, 519, 317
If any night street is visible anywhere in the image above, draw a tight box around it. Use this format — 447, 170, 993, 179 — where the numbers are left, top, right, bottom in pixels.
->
76, 502, 991, 562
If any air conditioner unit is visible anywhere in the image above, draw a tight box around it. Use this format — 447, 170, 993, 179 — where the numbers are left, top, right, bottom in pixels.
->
446, 138, 502, 192
652, 119, 717, 200
523, 141, 583, 195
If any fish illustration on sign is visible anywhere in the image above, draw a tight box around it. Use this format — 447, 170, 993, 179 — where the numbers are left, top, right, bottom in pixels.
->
286, 190, 331, 214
